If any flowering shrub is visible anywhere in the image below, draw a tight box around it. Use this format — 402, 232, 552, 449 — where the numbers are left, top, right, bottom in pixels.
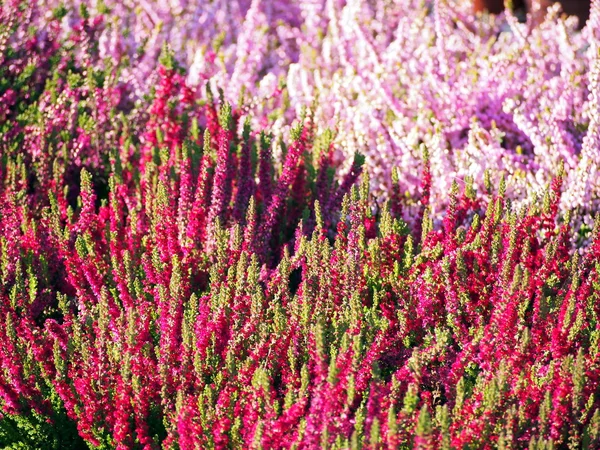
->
1, 1, 600, 449
35, 0, 600, 221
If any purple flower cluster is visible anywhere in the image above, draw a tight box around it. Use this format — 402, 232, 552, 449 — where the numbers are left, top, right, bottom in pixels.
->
36, 0, 600, 223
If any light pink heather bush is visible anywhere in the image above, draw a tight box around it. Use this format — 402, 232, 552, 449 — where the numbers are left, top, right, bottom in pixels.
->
35, 0, 599, 224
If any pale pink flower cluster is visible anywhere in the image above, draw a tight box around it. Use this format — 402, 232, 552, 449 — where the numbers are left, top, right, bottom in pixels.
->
39, 0, 599, 220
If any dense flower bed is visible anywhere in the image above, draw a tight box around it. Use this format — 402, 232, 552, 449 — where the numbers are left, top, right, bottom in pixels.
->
38, 0, 600, 218
1, 0, 599, 448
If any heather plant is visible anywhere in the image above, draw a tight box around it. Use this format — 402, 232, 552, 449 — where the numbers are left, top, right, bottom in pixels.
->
3, 102, 600, 447
2, 1, 600, 449
33, 0, 600, 222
